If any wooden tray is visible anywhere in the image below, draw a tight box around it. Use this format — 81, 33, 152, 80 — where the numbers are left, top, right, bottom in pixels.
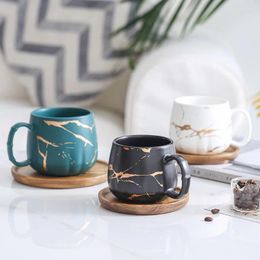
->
11, 160, 107, 189
177, 145, 240, 165
98, 187, 189, 215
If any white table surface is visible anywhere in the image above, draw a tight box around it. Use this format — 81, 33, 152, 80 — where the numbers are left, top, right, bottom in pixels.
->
1, 151, 260, 260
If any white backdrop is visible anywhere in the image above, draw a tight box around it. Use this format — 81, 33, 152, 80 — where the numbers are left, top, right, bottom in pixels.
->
0, 0, 259, 138
201, 0, 260, 97
200, 0, 260, 139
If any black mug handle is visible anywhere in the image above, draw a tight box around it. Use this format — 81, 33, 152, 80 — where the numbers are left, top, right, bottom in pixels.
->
162, 154, 191, 199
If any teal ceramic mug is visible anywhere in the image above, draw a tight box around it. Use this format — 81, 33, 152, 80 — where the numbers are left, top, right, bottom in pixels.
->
7, 107, 98, 176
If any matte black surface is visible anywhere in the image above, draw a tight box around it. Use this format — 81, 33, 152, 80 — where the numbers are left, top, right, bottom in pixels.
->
108, 135, 191, 203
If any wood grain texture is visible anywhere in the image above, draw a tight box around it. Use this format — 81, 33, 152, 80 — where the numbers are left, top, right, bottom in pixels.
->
11, 160, 107, 189
177, 145, 240, 165
98, 187, 189, 215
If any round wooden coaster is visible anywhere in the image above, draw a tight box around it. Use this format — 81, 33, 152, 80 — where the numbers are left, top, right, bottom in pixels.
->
177, 145, 240, 165
11, 160, 107, 189
98, 187, 189, 215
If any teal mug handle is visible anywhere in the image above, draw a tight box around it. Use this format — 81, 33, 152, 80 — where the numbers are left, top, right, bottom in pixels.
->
7, 122, 32, 167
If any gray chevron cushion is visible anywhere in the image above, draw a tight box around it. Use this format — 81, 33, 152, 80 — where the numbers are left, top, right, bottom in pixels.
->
0, 0, 133, 106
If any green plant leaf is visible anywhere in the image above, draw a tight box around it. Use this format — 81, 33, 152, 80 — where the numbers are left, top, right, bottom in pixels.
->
190, 0, 216, 29
136, 0, 167, 52
181, 0, 202, 36
199, 0, 228, 23
112, 0, 228, 69
190, 0, 228, 30
111, 0, 167, 36
158, 0, 187, 44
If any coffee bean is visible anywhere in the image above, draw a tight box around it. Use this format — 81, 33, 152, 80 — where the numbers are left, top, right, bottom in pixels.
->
211, 208, 220, 214
249, 179, 256, 185
204, 216, 213, 222
238, 180, 246, 188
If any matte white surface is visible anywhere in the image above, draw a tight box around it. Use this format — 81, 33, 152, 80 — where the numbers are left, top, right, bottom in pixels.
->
202, 0, 260, 97
170, 96, 252, 154
1, 151, 260, 260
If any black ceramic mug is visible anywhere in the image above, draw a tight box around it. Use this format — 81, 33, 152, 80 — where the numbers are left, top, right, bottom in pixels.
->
108, 135, 191, 203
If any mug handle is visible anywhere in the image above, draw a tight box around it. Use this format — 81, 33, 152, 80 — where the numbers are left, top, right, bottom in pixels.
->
162, 154, 191, 199
7, 122, 32, 167
231, 108, 252, 147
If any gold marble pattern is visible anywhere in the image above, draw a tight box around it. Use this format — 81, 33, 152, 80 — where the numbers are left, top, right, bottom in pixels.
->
207, 146, 222, 153
122, 146, 152, 153
128, 192, 156, 200
36, 136, 59, 172
109, 147, 161, 188
90, 149, 97, 165
171, 121, 222, 148
109, 164, 163, 188
44, 120, 93, 146
171, 121, 231, 153
252, 92, 260, 117
171, 122, 215, 137
141, 148, 152, 153
45, 120, 94, 130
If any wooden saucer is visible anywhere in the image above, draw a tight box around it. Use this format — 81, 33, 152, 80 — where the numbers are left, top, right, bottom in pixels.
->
177, 145, 240, 165
98, 187, 189, 215
11, 160, 107, 189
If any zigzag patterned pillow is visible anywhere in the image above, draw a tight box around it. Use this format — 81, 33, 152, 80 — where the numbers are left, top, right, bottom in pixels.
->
0, 0, 133, 106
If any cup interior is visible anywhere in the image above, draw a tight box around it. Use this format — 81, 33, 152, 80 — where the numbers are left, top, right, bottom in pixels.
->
175, 96, 228, 107
32, 107, 91, 119
114, 135, 172, 148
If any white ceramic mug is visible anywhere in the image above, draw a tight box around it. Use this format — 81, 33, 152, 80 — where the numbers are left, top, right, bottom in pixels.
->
170, 96, 252, 155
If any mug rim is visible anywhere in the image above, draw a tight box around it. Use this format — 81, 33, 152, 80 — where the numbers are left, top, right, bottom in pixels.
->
31, 107, 93, 120
175, 95, 228, 107
113, 134, 173, 148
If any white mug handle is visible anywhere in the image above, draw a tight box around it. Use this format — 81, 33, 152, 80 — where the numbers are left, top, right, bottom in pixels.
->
231, 108, 252, 147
